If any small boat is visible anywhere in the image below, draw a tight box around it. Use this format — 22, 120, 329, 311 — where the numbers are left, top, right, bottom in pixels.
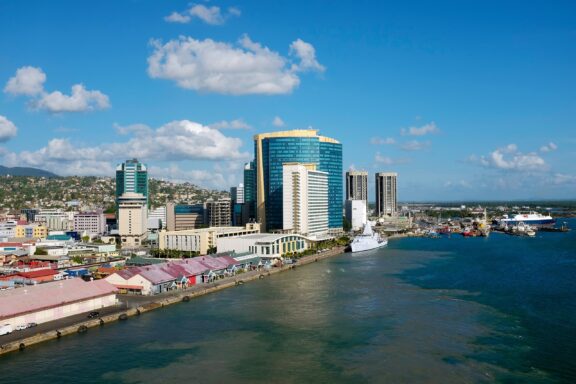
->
351, 222, 388, 253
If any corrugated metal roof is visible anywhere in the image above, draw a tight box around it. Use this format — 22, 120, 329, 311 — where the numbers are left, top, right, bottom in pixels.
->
17, 269, 57, 278
0, 279, 117, 320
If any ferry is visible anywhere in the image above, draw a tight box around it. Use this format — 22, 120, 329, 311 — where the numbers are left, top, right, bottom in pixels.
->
351, 222, 388, 253
496, 211, 555, 227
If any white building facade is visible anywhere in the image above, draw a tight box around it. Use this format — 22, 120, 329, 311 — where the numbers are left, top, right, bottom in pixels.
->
282, 163, 328, 237
73, 211, 106, 236
345, 199, 367, 231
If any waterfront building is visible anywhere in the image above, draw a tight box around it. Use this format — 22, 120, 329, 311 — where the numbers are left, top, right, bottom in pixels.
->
106, 255, 238, 295
345, 199, 367, 231
376, 172, 398, 217
254, 129, 342, 232
117, 192, 148, 248
158, 223, 260, 255
116, 159, 148, 207
217, 233, 313, 258
166, 203, 205, 231
282, 163, 329, 237
206, 198, 232, 227
0, 279, 117, 326
73, 210, 106, 236
346, 171, 368, 201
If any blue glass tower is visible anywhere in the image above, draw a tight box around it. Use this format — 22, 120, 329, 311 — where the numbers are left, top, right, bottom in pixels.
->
254, 130, 342, 232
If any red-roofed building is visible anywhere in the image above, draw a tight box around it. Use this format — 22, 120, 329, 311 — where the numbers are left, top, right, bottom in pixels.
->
17, 269, 58, 283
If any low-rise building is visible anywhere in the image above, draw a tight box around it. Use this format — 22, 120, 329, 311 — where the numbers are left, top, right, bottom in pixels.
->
217, 233, 314, 258
15, 223, 48, 239
158, 223, 260, 255
0, 279, 118, 326
345, 199, 367, 231
73, 210, 106, 236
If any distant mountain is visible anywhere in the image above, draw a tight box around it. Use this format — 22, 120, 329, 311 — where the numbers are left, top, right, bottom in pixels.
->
0, 165, 58, 177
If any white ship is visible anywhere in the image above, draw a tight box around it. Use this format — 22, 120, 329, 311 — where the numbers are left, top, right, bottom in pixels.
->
351, 222, 388, 253
496, 211, 555, 227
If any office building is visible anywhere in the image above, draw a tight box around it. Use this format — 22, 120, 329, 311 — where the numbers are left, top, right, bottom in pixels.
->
166, 203, 205, 231
117, 192, 148, 248
20, 208, 39, 223
244, 161, 256, 221
116, 159, 148, 207
376, 172, 398, 217
73, 211, 106, 236
34, 209, 73, 231
282, 163, 329, 237
345, 199, 367, 231
206, 198, 232, 227
254, 129, 342, 232
346, 171, 368, 201
230, 183, 245, 205
159, 223, 260, 255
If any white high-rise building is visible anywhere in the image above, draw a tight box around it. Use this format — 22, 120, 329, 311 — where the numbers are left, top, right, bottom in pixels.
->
345, 200, 367, 231
118, 192, 148, 248
282, 163, 328, 237
346, 171, 368, 201
376, 172, 398, 217
73, 211, 106, 236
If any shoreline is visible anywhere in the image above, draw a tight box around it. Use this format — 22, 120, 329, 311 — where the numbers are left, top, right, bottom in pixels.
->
0, 246, 346, 357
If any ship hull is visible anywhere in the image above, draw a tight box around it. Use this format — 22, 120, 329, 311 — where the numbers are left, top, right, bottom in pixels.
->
351, 239, 388, 253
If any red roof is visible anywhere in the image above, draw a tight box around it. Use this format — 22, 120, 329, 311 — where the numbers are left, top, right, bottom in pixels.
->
0, 243, 23, 247
18, 269, 58, 278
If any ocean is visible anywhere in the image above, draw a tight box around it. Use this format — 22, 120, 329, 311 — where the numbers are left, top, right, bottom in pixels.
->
1, 218, 574, 383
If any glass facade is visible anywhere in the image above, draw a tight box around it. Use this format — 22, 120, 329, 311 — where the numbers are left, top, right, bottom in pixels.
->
243, 161, 256, 220
116, 159, 148, 206
256, 133, 342, 231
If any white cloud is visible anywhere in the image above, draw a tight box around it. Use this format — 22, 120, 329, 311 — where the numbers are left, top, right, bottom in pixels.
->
370, 137, 395, 145
164, 12, 191, 23
114, 123, 153, 136
35, 84, 110, 112
551, 173, 576, 185
0, 115, 18, 142
3, 120, 249, 177
540, 142, 558, 153
401, 122, 439, 136
272, 116, 285, 127
471, 144, 548, 171
4, 66, 110, 113
209, 119, 252, 130
374, 152, 410, 165
147, 35, 324, 95
289, 39, 325, 72
400, 140, 430, 151
4, 66, 46, 96
148, 164, 231, 190
165, 4, 240, 25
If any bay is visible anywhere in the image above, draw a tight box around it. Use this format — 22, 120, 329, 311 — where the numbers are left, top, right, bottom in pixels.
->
1, 219, 575, 383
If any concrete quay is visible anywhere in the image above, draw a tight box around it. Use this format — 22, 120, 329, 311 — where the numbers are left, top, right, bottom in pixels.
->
0, 246, 345, 357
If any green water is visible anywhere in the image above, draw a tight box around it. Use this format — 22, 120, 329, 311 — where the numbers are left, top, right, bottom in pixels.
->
1, 223, 575, 383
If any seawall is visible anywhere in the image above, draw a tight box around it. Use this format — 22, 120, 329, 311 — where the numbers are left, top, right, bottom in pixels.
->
0, 246, 345, 357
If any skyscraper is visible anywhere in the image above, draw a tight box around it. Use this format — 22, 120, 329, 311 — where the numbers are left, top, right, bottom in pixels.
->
346, 171, 368, 201
243, 161, 256, 221
116, 159, 148, 207
375, 172, 398, 217
282, 163, 329, 236
254, 129, 342, 232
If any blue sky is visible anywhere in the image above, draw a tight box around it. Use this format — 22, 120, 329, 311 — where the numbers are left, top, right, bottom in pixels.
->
0, 0, 575, 201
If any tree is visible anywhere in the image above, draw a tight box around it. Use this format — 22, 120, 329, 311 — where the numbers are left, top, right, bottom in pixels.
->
34, 247, 47, 255
343, 216, 351, 232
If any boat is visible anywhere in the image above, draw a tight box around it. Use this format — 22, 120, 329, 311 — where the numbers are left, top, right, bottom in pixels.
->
511, 222, 536, 237
351, 222, 388, 253
496, 211, 555, 227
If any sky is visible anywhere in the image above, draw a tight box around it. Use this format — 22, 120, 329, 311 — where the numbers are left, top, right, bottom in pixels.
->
0, 0, 575, 201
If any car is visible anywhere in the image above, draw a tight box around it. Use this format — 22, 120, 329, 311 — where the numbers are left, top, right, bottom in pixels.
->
26, 322, 38, 328
15, 324, 27, 331
87, 311, 100, 319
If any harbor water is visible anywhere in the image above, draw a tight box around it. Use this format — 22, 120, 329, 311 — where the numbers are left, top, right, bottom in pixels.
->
1, 219, 575, 383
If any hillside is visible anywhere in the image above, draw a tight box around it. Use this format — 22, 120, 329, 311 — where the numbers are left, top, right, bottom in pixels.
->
0, 175, 229, 211
0, 165, 58, 178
